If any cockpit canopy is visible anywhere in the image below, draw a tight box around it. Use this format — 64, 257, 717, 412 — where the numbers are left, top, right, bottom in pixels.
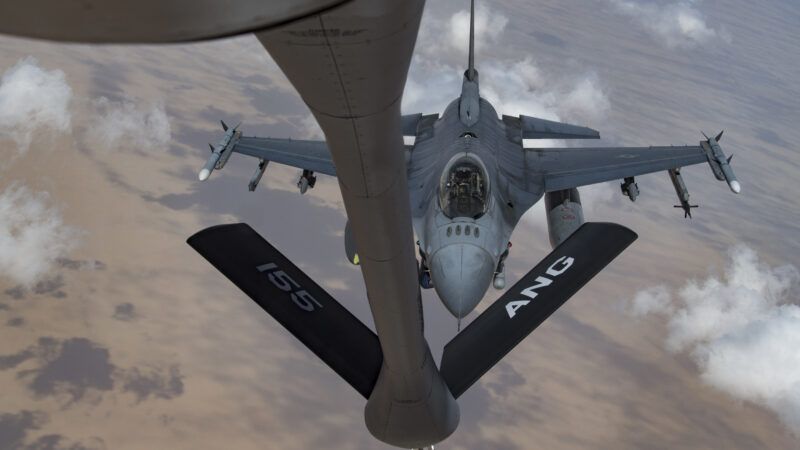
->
439, 157, 489, 219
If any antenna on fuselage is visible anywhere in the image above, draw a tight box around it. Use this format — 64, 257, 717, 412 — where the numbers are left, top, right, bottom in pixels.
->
466, 0, 477, 81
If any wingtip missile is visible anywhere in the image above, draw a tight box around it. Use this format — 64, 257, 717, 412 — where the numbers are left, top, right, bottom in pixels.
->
199, 120, 243, 182
198, 168, 211, 181
701, 131, 741, 194
198, 152, 220, 181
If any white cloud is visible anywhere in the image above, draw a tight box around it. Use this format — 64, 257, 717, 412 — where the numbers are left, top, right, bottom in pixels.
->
0, 58, 172, 156
405, 7, 609, 127
631, 246, 800, 434
0, 184, 80, 286
296, 113, 324, 140
447, 3, 509, 53
631, 285, 673, 317
607, 0, 725, 48
89, 97, 171, 151
0, 57, 72, 154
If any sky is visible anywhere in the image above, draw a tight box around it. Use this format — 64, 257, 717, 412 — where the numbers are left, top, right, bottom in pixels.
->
0, 0, 799, 449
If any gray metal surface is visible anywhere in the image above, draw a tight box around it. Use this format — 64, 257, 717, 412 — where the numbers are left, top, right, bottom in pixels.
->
0, 0, 348, 43
235, 137, 337, 176
545, 189, 584, 248
254, 1, 459, 447
532, 145, 709, 192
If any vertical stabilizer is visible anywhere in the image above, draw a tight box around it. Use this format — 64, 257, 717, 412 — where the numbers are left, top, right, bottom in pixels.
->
467, 0, 476, 81
459, 0, 480, 126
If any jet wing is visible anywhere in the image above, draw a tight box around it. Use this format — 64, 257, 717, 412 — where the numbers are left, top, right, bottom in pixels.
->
233, 136, 337, 176
529, 145, 708, 192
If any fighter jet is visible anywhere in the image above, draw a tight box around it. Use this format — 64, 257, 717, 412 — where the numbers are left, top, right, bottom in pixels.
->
1, 0, 740, 448
196, 1, 740, 322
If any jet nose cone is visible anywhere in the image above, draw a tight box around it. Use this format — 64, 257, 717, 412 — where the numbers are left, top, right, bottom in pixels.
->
430, 244, 495, 318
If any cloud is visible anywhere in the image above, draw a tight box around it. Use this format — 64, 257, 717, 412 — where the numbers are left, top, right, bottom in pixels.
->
630, 285, 672, 317
607, 0, 726, 48
446, 3, 509, 53
0, 184, 80, 287
88, 97, 171, 151
0, 57, 72, 154
0, 57, 172, 156
630, 246, 800, 434
405, 7, 610, 129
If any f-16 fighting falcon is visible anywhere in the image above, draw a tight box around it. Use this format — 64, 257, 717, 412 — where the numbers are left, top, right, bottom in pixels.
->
196, 2, 740, 322
0, 0, 740, 448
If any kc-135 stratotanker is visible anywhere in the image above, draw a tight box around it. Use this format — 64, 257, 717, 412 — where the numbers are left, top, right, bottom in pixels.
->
197, 24, 739, 323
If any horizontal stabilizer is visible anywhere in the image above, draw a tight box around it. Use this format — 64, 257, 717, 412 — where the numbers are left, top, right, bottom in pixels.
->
187, 223, 383, 398
439, 222, 637, 398
503, 115, 601, 140
401, 113, 422, 136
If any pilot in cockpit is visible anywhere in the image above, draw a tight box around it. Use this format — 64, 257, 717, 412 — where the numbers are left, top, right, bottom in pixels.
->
441, 160, 487, 219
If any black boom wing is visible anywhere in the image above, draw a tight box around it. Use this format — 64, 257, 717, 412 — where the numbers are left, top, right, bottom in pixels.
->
187, 223, 383, 398
440, 222, 637, 398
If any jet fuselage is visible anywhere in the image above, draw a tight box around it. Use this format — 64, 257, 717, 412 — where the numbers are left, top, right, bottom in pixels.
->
409, 94, 542, 318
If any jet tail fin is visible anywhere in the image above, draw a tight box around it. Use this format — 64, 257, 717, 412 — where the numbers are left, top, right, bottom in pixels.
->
466, 0, 477, 81
439, 222, 637, 398
187, 223, 383, 398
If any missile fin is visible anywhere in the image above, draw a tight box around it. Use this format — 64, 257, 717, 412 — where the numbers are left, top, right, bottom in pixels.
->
221, 120, 229, 132
715, 130, 724, 142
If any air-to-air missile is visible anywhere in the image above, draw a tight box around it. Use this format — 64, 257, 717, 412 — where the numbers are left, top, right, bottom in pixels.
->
701, 131, 741, 194
668, 168, 698, 218
198, 120, 242, 181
